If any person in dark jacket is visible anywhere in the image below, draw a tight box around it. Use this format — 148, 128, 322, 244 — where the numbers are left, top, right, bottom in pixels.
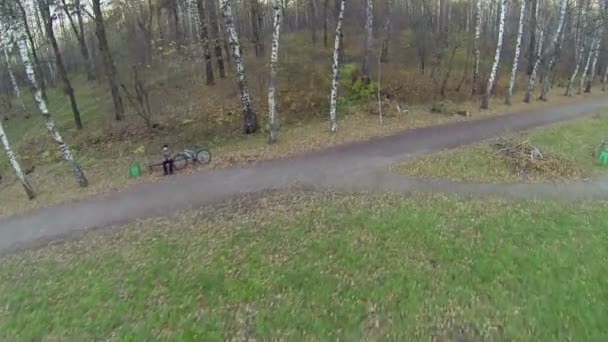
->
162, 145, 174, 175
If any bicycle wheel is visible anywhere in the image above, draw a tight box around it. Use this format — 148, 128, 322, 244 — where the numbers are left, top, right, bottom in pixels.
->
172, 153, 189, 170
196, 149, 212, 164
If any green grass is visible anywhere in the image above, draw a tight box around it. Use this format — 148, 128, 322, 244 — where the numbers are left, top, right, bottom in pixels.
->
1, 192, 608, 340
394, 112, 608, 183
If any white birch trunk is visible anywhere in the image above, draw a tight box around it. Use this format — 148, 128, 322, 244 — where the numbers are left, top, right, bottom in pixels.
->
564, 1, 587, 96
268, 0, 282, 144
472, 0, 483, 94
481, 0, 506, 109
17, 38, 88, 187
585, 36, 601, 93
0, 119, 35, 199
524, 29, 544, 103
505, 0, 527, 105
328, 0, 346, 132
3, 45, 27, 115
602, 64, 608, 91
361, 0, 374, 83
538, 0, 567, 101
578, 38, 596, 94
221, 0, 259, 133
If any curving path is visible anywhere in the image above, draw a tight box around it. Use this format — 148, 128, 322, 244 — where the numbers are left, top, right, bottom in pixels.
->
2, 98, 608, 251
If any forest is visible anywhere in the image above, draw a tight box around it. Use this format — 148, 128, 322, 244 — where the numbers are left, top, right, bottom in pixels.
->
0, 0, 607, 200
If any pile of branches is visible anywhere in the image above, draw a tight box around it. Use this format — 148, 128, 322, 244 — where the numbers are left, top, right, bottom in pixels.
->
491, 138, 583, 180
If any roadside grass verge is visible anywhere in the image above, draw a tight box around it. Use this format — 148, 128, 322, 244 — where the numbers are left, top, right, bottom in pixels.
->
1, 192, 608, 340
393, 111, 608, 183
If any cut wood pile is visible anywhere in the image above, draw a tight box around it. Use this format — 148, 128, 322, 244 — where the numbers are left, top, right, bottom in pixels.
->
491, 138, 582, 180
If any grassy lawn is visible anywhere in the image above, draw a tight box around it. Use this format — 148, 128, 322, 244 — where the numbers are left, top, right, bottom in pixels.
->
1, 192, 608, 340
393, 111, 608, 183
0, 81, 601, 217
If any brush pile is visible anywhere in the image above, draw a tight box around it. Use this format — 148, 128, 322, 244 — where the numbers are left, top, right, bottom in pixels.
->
491, 138, 582, 180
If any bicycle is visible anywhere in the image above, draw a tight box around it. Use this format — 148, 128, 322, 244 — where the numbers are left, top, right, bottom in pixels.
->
172, 147, 212, 170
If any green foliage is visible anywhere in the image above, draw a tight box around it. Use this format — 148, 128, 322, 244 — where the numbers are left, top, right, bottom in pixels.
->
339, 64, 379, 107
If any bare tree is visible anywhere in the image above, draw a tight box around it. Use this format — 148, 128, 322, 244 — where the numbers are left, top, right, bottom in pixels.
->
538, 0, 567, 101
585, 33, 602, 93
471, 0, 482, 95
361, 0, 373, 83
380, 0, 392, 63
564, 0, 587, 96
268, 0, 282, 143
481, 0, 506, 109
505, 0, 527, 105
0, 118, 35, 199
249, 0, 264, 56
60, 0, 94, 80
328, 0, 345, 132
39, 0, 83, 129
2, 42, 27, 115
92, 0, 124, 121
524, 28, 544, 102
17, 38, 88, 187
196, 0, 214, 84
206, 0, 226, 78
578, 37, 595, 94
221, 0, 259, 133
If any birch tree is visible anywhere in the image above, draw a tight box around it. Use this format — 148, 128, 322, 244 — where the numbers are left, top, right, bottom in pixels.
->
328, 0, 345, 132
0, 118, 34, 199
268, 0, 282, 144
578, 37, 596, 94
481, 0, 506, 109
221, 0, 259, 133
524, 28, 544, 102
585, 35, 602, 93
17, 38, 88, 187
2, 43, 27, 115
60, 0, 94, 80
538, 0, 567, 101
564, 0, 587, 96
361, 0, 373, 83
380, 0, 392, 63
39, 0, 83, 129
472, 0, 482, 95
505, 0, 527, 105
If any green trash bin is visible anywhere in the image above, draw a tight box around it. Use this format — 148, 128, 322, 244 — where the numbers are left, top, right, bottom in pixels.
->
129, 162, 142, 178
600, 150, 608, 166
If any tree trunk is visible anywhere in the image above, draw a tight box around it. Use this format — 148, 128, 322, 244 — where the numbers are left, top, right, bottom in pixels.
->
329, 0, 345, 132
309, 0, 317, 44
207, 0, 226, 78
197, 0, 215, 85
565, 2, 587, 97
2, 46, 28, 115
92, 0, 124, 121
471, 0, 482, 95
602, 64, 608, 91
505, 0, 527, 105
268, 0, 282, 143
585, 36, 601, 93
221, 0, 259, 133
323, 0, 328, 47
526, 0, 538, 75
61, 0, 94, 80
538, 0, 567, 101
524, 29, 544, 102
249, 0, 264, 56
380, 0, 392, 63
17, 0, 48, 102
40, 0, 83, 130
0, 119, 35, 199
361, 0, 374, 83
578, 38, 594, 95
481, 0, 506, 109
17, 38, 88, 188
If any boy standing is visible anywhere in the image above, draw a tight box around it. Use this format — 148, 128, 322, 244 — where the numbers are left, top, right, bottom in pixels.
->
162, 145, 174, 175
